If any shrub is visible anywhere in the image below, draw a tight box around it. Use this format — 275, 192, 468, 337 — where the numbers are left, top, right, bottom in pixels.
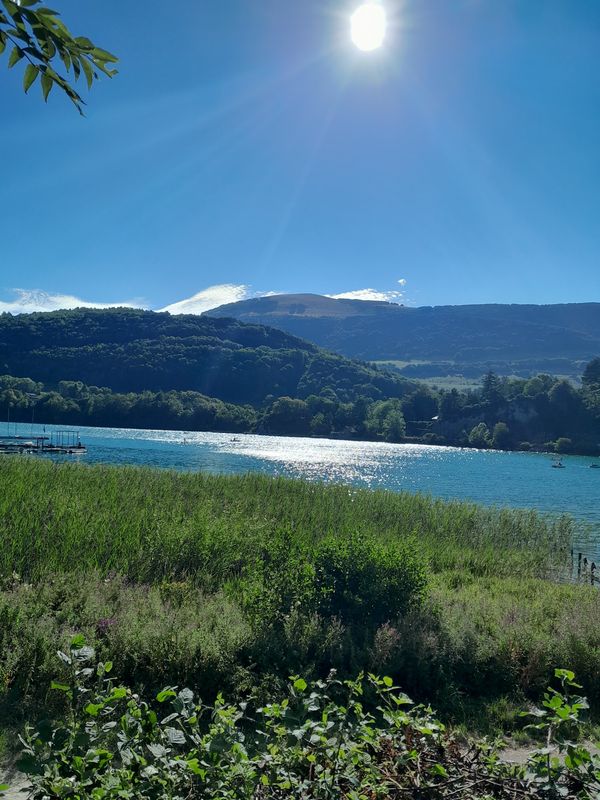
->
313, 533, 427, 627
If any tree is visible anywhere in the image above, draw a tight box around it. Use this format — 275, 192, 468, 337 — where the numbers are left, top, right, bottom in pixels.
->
262, 397, 311, 436
401, 387, 438, 421
0, 0, 117, 113
548, 380, 583, 419
365, 399, 406, 442
481, 371, 503, 407
468, 422, 491, 448
555, 437, 573, 454
583, 358, 600, 388
492, 422, 511, 449
310, 412, 329, 436
439, 388, 463, 421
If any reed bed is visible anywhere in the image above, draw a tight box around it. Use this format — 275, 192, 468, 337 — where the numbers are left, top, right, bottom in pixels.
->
0, 457, 573, 583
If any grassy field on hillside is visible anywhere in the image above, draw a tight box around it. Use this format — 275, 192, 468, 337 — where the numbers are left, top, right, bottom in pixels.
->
0, 457, 597, 734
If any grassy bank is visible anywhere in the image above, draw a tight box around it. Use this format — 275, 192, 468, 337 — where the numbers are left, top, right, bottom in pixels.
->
0, 457, 596, 732
0, 458, 572, 581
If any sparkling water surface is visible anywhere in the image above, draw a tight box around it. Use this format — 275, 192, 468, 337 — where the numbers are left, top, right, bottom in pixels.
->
8, 421, 600, 530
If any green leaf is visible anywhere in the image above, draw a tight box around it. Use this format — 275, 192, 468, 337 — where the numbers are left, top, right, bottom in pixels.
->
157, 689, 177, 703
80, 55, 94, 89
147, 743, 167, 759
294, 678, 307, 692
71, 633, 86, 648
41, 72, 52, 100
186, 758, 205, 777
0, 32, 6, 55
73, 645, 95, 661
23, 63, 38, 92
165, 727, 186, 745
75, 36, 94, 50
59, 47, 71, 72
429, 763, 448, 777
50, 681, 71, 693
383, 676, 393, 687
91, 46, 118, 64
7, 45, 23, 68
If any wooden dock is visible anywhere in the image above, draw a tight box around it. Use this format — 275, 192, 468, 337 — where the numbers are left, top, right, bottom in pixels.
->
0, 431, 87, 456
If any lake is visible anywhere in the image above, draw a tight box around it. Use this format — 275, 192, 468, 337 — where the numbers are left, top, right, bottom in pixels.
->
8, 421, 600, 531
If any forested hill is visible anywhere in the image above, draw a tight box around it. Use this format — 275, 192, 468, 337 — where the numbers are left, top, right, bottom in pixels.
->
207, 295, 600, 376
0, 308, 411, 405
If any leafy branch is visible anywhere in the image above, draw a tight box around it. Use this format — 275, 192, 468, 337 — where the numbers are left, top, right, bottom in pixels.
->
0, 0, 117, 113
9, 645, 600, 799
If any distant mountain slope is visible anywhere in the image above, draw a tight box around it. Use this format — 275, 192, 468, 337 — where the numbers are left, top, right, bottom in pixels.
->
0, 308, 411, 405
207, 295, 600, 375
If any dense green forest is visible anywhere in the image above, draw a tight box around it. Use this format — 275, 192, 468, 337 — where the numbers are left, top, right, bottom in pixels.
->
0, 374, 409, 441
0, 308, 411, 404
1, 359, 599, 453
424, 361, 600, 454
207, 293, 600, 377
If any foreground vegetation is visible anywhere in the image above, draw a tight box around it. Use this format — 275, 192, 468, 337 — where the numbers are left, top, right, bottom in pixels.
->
1, 457, 597, 737
5, 643, 600, 799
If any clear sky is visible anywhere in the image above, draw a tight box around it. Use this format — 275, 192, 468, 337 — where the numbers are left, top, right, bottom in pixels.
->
1, 0, 599, 313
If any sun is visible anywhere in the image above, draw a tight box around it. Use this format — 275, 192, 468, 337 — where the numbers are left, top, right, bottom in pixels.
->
351, 3, 387, 52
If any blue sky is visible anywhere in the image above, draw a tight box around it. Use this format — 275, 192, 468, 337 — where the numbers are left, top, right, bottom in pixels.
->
1, 0, 599, 313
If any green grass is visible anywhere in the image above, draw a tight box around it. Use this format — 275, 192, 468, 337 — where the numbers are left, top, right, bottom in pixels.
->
0, 457, 572, 582
0, 456, 597, 733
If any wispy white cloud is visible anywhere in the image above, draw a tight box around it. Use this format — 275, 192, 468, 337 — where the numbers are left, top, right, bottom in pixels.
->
159, 284, 251, 315
0, 289, 143, 315
0, 279, 409, 317
0, 284, 253, 316
328, 285, 405, 303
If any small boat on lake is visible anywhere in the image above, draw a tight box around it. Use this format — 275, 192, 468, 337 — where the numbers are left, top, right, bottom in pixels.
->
551, 459, 566, 469
591, 464, 600, 469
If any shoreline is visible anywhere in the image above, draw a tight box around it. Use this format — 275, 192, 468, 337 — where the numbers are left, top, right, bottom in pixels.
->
5, 416, 599, 459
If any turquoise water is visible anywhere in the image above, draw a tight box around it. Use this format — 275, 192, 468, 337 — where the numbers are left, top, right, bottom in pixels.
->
8, 421, 600, 530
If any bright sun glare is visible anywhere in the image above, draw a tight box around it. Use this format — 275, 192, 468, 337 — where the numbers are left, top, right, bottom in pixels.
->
351, 3, 387, 52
